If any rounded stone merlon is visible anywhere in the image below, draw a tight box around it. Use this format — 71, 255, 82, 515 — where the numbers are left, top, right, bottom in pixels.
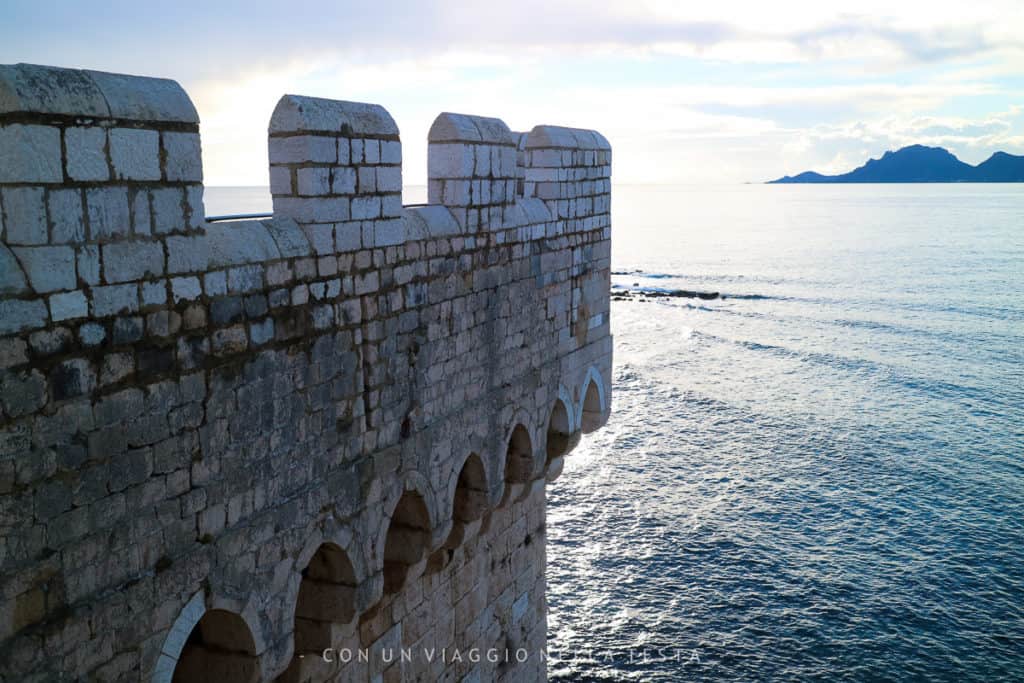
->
428, 112, 513, 145
524, 124, 610, 151
85, 69, 198, 123
269, 95, 399, 137
0, 63, 198, 123
403, 204, 462, 239
0, 63, 109, 117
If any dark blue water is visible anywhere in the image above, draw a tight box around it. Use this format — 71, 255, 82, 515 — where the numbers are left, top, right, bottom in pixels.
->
546, 184, 1024, 681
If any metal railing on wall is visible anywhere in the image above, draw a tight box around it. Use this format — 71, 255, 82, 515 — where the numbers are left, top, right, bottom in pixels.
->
205, 213, 274, 223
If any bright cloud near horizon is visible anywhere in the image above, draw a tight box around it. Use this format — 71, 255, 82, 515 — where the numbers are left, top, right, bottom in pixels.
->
4, 0, 1023, 186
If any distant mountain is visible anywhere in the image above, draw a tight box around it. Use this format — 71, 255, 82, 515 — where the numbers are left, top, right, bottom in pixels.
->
769, 145, 1024, 183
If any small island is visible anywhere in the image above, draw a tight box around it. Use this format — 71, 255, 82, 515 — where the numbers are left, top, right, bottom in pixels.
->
769, 144, 1024, 183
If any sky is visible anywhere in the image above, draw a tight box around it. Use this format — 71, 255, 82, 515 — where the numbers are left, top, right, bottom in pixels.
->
2, 0, 1023, 186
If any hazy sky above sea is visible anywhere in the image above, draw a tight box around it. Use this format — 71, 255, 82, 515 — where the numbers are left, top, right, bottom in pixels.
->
3, 1, 1023, 185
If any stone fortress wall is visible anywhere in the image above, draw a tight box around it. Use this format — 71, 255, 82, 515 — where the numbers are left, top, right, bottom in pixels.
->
0, 63, 611, 682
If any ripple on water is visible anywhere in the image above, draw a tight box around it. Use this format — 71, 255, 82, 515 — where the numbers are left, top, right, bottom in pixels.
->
547, 292, 1024, 682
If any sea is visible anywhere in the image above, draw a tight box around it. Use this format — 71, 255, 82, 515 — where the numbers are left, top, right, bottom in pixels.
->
205, 184, 1024, 682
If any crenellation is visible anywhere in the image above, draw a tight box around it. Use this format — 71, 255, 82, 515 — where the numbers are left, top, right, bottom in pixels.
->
0, 62, 612, 683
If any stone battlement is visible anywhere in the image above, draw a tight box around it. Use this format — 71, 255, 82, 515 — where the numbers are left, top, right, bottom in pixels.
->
0, 63, 611, 682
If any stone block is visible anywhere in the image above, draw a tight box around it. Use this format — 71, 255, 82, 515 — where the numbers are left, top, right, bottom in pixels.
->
374, 219, 404, 247
186, 185, 205, 228
209, 296, 243, 325
64, 126, 109, 181
87, 187, 131, 241
443, 180, 471, 206
372, 140, 398, 166
291, 284, 309, 305
0, 336, 28, 368
137, 347, 174, 377
141, 280, 167, 307
151, 187, 185, 235
363, 139, 380, 164
376, 166, 402, 193
250, 318, 274, 346
131, 190, 152, 236
112, 316, 144, 344
78, 322, 106, 347
144, 311, 183, 344
110, 128, 160, 180
302, 223, 335, 255
351, 196, 380, 220
204, 270, 227, 296
50, 290, 88, 322
102, 241, 165, 283
171, 276, 202, 303
331, 167, 357, 195
297, 167, 330, 196
274, 197, 350, 224
265, 170, 294, 204
165, 234, 209, 273
0, 244, 28, 295
357, 166, 376, 193
228, 265, 263, 293
269, 135, 336, 164
162, 131, 203, 181
12, 245, 76, 292
0, 299, 47, 335
243, 294, 267, 317
100, 353, 134, 385
92, 283, 138, 317
50, 358, 96, 400
333, 222, 359, 252
77, 245, 100, 285
0, 368, 47, 416
266, 263, 291, 287
382, 194, 402, 218
29, 327, 72, 356
49, 189, 86, 243
2, 186, 47, 244
428, 143, 475, 178
0, 124, 62, 183
212, 325, 247, 354
325, 139, 346, 170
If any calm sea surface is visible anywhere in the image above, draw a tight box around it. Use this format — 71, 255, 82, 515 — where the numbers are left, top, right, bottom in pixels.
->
206, 184, 1024, 681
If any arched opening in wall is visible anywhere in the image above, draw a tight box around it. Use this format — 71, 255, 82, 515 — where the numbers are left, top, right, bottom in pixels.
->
382, 491, 431, 594
504, 424, 533, 488
291, 544, 357, 657
453, 453, 489, 524
581, 378, 604, 434
172, 609, 259, 683
546, 399, 572, 465
429, 453, 489, 573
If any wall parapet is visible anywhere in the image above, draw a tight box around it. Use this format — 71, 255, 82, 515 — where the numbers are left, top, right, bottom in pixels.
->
0, 62, 612, 683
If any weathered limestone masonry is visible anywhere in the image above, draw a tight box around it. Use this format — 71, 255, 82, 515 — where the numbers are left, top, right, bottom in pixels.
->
0, 62, 611, 683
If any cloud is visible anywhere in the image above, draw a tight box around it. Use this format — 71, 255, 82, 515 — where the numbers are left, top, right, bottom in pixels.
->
3, 1, 1022, 79
789, 20, 998, 64
3, 0, 1021, 185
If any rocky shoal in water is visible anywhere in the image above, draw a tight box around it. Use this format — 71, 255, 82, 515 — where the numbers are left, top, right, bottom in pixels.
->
611, 288, 720, 301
